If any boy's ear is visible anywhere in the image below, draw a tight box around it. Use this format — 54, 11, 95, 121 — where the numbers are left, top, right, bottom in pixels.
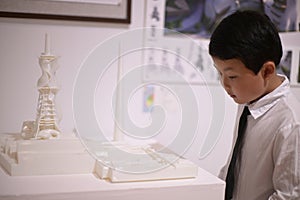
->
261, 61, 276, 79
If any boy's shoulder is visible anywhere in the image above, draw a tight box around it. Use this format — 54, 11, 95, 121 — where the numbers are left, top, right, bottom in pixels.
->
284, 92, 300, 120
272, 91, 300, 125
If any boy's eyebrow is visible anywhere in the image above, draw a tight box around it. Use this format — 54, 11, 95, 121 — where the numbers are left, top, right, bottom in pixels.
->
213, 63, 234, 72
213, 63, 233, 71
224, 67, 234, 71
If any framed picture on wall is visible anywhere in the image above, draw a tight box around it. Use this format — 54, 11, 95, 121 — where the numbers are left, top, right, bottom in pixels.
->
143, 0, 219, 85
297, 51, 300, 85
0, 0, 131, 23
143, 0, 300, 85
277, 50, 293, 80
277, 47, 300, 86
292, 49, 300, 87
164, 0, 299, 39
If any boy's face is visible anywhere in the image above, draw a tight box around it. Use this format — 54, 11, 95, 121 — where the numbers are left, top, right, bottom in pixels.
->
212, 57, 266, 104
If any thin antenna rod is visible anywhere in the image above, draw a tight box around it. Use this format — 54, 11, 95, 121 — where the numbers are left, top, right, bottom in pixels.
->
113, 42, 123, 141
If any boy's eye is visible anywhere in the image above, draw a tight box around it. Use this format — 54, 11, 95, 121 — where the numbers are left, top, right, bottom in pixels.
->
228, 76, 237, 79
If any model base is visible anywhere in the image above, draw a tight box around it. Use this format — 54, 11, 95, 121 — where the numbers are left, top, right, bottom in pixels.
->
0, 133, 95, 176
86, 140, 198, 182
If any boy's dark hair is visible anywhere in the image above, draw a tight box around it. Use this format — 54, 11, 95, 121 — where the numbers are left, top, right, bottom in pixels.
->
209, 10, 283, 74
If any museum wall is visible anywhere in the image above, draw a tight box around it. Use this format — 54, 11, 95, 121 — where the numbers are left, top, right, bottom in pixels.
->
0, 0, 299, 176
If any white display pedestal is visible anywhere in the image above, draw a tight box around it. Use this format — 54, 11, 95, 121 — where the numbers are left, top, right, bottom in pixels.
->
0, 132, 200, 183
0, 166, 225, 200
0, 133, 95, 176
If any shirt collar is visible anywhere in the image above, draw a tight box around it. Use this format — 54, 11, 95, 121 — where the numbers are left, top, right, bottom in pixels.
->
247, 75, 290, 119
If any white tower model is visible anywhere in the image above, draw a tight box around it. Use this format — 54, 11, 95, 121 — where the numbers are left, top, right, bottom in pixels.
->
0, 34, 95, 176
34, 34, 60, 139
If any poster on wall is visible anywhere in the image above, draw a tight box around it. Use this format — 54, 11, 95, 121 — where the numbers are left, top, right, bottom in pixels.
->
277, 50, 293, 80
290, 48, 300, 86
143, 0, 219, 85
143, 0, 300, 86
298, 51, 300, 84
164, 0, 299, 38
277, 47, 300, 86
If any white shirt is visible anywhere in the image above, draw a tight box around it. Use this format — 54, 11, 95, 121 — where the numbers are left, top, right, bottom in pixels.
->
219, 75, 300, 200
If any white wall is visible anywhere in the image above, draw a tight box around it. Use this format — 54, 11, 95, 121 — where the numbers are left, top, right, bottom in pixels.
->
0, 0, 299, 176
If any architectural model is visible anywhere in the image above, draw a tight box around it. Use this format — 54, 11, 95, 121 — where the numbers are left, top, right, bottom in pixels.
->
88, 43, 198, 182
0, 35, 198, 182
0, 34, 94, 176
91, 140, 198, 182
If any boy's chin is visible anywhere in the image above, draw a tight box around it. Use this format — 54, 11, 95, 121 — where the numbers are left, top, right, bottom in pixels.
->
233, 98, 248, 105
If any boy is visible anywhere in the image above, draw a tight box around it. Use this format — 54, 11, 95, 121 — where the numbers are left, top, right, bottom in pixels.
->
209, 10, 300, 200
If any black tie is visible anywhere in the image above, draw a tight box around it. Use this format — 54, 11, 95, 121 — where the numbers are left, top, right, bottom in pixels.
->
225, 106, 250, 200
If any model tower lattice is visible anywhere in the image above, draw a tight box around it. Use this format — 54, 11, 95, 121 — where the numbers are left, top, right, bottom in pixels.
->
22, 34, 60, 140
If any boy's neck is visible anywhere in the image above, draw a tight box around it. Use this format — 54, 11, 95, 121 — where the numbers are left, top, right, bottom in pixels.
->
249, 74, 284, 105
266, 74, 285, 94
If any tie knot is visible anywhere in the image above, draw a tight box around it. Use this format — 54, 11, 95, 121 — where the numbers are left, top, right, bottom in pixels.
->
243, 106, 250, 116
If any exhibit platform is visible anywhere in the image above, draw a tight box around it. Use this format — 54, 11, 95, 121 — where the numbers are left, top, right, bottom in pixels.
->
0, 166, 225, 200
